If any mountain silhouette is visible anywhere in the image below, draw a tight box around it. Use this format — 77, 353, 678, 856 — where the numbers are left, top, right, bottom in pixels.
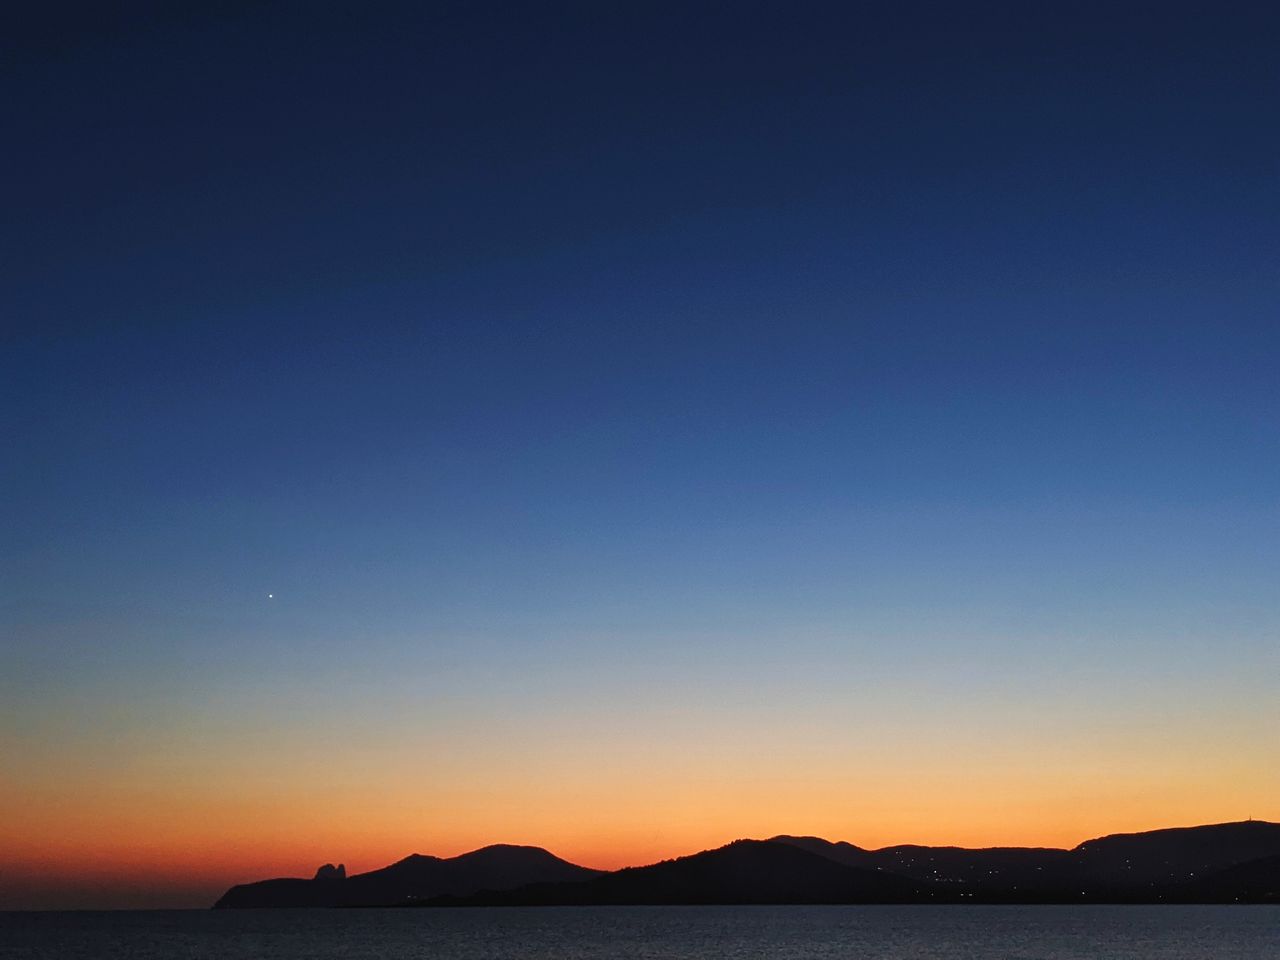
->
771, 835, 1074, 892
772, 820, 1280, 901
213, 844, 600, 908
213, 820, 1280, 907
426, 839, 933, 906
1073, 820, 1280, 885
1187, 853, 1280, 903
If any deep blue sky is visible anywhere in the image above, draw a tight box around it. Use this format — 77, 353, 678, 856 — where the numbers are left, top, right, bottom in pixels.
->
2, 1, 1278, 907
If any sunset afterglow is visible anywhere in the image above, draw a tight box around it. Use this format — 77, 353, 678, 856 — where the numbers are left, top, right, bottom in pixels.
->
5, 3, 1277, 912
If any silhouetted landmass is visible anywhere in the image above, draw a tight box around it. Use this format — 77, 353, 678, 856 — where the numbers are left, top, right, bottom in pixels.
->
1189, 853, 1280, 903
213, 820, 1280, 907
771, 835, 1075, 893
426, 840, 932, 906
1074, 820, 1280, 886
213, 844, 600, 908
773, 820, 1280, 901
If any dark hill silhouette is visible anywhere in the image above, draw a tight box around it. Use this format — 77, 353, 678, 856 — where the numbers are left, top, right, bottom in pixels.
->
772, 835, 1073, 892
213, 820, 1280, 907
426, 839, 933, 906
213, 844, 600, 908
1073, 820, 1280, 886
769, 836, 872, 868
1187, 853, 1280, 903
773, 821, 1280, 901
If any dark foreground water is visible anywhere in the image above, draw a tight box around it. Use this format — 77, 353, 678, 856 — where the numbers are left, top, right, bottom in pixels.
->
2, 905, 1277, 959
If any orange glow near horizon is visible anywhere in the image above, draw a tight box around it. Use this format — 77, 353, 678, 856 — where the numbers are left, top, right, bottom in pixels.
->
5, 739, 1276, 908
5, 635, 1276, 908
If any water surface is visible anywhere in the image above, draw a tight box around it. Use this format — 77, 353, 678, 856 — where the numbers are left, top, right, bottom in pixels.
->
3, 905, 1276, 959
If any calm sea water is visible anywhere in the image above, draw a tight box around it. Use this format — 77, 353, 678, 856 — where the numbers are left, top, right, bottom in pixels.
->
2, 905, 1276, 959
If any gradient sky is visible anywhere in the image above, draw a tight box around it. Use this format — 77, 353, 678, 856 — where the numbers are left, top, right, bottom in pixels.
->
3, 2, 1278, 909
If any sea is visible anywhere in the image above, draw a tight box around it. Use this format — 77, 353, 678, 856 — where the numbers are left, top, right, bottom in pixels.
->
1, 905, 1276, 959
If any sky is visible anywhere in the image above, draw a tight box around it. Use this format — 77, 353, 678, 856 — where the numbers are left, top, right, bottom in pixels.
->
2, 1, 1278, 909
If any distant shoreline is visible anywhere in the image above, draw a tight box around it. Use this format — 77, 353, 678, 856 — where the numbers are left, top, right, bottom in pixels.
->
213, 821, 1280, 909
